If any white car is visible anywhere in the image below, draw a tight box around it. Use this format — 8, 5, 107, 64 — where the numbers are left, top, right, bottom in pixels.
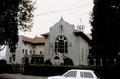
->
48, 69, 99, 79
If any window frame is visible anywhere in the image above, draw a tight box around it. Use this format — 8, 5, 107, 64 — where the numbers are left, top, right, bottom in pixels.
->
55, 35, 68, 53
80, 72, 94, 78
63, 71, 77, 77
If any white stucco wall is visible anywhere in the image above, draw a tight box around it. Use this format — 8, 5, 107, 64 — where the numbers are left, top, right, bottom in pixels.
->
73, 36, 89, 65
44, 36, 50, 61
5, 36, 24, 64
5, 47, 12, 64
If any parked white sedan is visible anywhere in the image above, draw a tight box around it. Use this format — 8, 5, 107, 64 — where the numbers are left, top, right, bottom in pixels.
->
48, 69, 99, 79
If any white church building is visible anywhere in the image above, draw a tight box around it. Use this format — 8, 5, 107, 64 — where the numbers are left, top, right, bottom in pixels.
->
5, 17, 91, 66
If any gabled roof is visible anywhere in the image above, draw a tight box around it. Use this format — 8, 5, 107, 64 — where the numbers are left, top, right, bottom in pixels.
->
41, 32, 49, 38
74, 29, 91, 45
41, 17, 91, 45
22, 36, 45, 44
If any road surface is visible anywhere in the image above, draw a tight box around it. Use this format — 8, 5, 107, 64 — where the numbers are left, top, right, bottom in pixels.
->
0, 73, 47, 79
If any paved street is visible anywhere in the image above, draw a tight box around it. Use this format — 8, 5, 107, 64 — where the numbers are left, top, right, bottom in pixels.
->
0, 73, 47, 79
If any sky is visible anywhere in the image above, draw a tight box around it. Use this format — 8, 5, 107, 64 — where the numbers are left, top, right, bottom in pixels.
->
20, 0, 93, 37
0, 0, 93, 59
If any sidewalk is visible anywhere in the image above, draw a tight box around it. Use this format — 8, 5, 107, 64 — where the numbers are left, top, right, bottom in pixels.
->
0, 73, 47, 79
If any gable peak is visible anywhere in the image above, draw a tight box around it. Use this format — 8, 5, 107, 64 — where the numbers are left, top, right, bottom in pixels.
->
60, 16, 64, 21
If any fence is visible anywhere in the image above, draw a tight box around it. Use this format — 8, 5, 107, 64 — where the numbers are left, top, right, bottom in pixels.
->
89, 56, 120, 67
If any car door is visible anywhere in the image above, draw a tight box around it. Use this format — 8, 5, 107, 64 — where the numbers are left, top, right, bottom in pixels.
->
63, 71, 77, 79
80, 71, 96, 79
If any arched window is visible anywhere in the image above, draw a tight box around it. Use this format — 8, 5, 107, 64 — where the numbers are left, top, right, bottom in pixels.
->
54, 56, 60, 59
40, 50, 42, 54
55, 35, 68, 53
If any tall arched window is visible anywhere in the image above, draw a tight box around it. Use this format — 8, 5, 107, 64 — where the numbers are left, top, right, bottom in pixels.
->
55, 35, 68, 53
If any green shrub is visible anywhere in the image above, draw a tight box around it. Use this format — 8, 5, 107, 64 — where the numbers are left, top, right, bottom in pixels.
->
44, 59, 52, 65
64, 58, 74, 66
0, 59, 7, 64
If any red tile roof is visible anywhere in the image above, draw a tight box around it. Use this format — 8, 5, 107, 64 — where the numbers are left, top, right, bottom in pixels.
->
22, 36, 45, 44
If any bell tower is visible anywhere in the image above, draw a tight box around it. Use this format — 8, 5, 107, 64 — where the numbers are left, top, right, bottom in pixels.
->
76, 18, 85, 32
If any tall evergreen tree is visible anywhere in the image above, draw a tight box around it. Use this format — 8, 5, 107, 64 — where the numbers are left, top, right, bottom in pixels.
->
90, 0, 120, 65
0, 0, 34, 52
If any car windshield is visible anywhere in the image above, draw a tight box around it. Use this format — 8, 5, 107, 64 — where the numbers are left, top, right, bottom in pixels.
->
63, 71, 77, 77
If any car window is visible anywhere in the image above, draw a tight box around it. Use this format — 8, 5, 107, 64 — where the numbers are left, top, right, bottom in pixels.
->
80, 72, 94, 78
63, 71, 77, 77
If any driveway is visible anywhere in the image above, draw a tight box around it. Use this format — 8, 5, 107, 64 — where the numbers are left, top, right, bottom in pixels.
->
0, 73, 47, 79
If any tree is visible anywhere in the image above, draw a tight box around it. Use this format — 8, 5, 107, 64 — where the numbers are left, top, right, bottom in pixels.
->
90, 0, 120, 66
0, 0, 34, 52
